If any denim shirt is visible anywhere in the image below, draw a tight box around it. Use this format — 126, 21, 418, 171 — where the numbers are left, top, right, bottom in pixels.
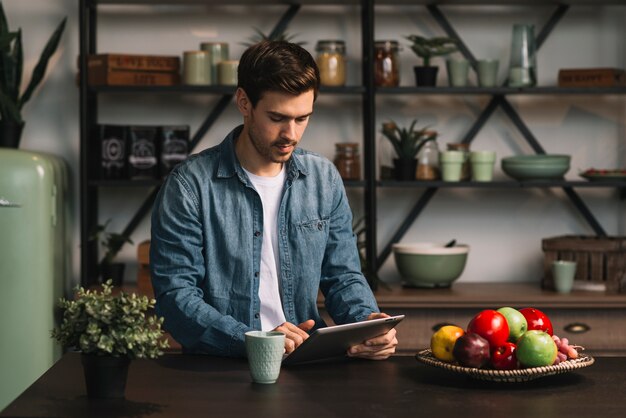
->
150, 125, 379, 357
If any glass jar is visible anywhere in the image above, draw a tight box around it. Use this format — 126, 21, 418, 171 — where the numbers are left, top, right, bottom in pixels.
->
416, 140, 440, 180
374, 40, 400, 87
334, 143, 361, 180
446, 142, 471, 181
316, 40, 347, 87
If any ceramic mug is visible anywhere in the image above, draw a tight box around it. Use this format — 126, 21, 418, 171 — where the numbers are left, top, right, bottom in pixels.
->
439, 151, 465, 182
470, 151, 496, 182
245, 331, 285, 384
552, 260, 577, 293
446, 58, 470, 87
477, 59, 499, 87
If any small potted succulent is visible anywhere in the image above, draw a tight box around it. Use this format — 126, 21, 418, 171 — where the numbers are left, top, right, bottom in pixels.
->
89, 219, 133, 286
51, 280, 169, 398
405, 35, 458, 87
381, 120, 437, 181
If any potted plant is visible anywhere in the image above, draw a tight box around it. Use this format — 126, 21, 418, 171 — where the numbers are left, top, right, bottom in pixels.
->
51, 280, 169, 398
381, 120, 437, 181
0, 3, 66, 148
405, 35, 458, 87
89, 219, 134, 286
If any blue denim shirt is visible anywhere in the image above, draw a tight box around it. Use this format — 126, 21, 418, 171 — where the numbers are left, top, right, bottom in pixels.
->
150, 126, 379, 357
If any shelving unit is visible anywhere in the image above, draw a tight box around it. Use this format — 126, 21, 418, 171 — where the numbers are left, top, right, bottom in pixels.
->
79, 0, 625, 290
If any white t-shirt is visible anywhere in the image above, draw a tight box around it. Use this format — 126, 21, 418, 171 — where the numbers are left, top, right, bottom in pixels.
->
243, 166, 287, 331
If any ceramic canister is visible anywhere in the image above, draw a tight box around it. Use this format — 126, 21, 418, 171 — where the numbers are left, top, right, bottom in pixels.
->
200, 42, 229, 84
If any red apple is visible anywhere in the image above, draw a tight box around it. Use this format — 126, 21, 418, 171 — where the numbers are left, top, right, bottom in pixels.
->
519, 307, 553, 336
467, 309, 510, 348
491, 342, 519, 370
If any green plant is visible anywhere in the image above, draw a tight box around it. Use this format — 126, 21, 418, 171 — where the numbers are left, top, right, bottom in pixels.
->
89, 219, 134, 267
242, 27, 305, 46
381, 120, 437, 160
51, 280, 169, 359
405, 35, 458, 67
0, 2, 66, 125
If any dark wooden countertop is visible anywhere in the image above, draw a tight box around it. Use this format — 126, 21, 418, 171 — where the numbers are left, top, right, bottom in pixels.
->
2, 353, 624, 418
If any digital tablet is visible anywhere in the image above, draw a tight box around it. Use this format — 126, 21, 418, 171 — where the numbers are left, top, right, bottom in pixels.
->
282, 315, 405, 366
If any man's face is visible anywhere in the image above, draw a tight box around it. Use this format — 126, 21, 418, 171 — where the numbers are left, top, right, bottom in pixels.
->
242, 89, 314, 166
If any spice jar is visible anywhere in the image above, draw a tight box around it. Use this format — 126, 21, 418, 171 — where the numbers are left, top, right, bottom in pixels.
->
446, 143, 471, 181
316, 40, 346, 87
374, 40, 400, 87
334, 143, 361, 180
416, 138, 440, 180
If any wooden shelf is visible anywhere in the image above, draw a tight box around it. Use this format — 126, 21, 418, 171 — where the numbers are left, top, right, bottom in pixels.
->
369, 282, 626, 309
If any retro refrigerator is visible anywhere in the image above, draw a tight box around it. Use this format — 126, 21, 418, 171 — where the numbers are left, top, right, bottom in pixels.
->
0, 149, 68, 410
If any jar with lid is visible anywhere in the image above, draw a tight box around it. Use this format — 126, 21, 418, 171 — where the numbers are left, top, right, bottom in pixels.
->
446, 143, 471, 181
374, 40, 400, 87
334, 143, 361, 180
316, 40, 347, 87
416, 137, 440, 180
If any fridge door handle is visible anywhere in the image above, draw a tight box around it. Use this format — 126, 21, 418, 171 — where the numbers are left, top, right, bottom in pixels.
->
0, 198, 22, 208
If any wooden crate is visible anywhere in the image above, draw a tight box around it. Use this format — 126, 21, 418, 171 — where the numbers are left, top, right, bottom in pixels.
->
542, 235, 626, 293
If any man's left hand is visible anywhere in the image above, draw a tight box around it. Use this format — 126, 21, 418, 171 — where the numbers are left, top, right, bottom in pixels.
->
346, 312, 398, 360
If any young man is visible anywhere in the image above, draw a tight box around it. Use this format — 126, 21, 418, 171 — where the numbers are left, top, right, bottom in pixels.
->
150, 40, 397, 359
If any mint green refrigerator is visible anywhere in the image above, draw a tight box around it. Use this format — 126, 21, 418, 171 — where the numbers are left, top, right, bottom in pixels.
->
0, 149, 67, 410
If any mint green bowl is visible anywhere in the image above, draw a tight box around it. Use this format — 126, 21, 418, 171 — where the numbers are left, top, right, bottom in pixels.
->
501, 154, 571, 180
392, 243, 469, 288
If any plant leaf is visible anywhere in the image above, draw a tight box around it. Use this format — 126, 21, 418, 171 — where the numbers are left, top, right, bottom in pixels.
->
0, 2, 9, 36
0, 89, 22, 122
0, 31, 16, 49
11, 28, 22, 102
18, 17, 66, 110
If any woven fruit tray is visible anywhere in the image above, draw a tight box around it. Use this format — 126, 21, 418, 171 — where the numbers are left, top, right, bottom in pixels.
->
415, 348, 595, 383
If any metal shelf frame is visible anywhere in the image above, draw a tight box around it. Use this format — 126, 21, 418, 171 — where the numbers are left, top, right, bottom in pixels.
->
79, 0, 625, 289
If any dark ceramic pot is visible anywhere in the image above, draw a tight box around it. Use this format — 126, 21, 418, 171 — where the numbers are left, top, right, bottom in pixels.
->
413, 66, 439, 87
393, 158, 418, 181
81, 354, 130, 399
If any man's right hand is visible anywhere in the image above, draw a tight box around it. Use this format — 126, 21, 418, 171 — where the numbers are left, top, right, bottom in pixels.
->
274, 319, 315, 354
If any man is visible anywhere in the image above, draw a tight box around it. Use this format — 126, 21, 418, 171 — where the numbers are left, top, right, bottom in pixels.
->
150, 40, 397, 359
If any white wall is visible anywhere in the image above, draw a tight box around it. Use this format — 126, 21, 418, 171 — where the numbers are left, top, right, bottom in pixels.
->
6, 2, 625, 288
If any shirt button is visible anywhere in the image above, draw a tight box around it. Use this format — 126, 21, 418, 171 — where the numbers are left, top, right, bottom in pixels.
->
254, 313, 260, 319
254, 231, 261, 237
254, 272, 259, 277
317, 222, 323, 230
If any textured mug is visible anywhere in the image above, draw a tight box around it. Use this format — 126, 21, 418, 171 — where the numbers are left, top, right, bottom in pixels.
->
552, 260, 577, 293
245, 331, 285, 384
218, 60, 239, 86
182, 50, 211, 85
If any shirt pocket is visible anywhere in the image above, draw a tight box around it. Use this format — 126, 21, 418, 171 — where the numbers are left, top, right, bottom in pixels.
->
289, 217, 330, 273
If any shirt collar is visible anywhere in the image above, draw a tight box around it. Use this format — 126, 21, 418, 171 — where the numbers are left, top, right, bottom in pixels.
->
216, 125, 309, 182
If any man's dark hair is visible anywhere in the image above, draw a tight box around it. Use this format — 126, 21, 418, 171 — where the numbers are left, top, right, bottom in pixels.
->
237, 40, 320, 107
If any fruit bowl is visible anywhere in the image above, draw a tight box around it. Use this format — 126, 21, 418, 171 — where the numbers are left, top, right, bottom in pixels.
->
415, 348, 595, 383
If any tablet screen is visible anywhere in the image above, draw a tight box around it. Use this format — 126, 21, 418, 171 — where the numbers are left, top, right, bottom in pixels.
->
282, 315, 405, 366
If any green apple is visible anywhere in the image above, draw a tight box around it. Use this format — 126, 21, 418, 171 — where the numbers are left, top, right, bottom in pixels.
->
516, 330, 558, 367
497, 306, 528, 342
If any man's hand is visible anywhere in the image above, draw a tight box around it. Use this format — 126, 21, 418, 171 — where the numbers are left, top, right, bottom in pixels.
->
274, 319, 315, 354
346, 312, 398, 360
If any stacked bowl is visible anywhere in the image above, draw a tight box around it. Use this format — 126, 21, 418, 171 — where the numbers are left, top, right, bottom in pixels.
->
392, 242, 470, 288
501, 154, 570, 181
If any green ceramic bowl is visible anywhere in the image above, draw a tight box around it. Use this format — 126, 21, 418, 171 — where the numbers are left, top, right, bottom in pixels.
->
392, 243, 469, 288
501, 155, 571, 180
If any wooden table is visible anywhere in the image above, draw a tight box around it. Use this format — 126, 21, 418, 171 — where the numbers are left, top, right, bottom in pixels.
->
1, 353, 623, 418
